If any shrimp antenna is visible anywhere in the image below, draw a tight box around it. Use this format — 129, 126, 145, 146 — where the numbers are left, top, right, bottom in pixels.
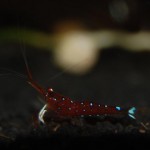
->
19, 48, 46, 96
17, 24, 33, 81
0, 68, 27, 79
21, 49, 33, 80
21, 50, 46, 95
18, 25, 47, 96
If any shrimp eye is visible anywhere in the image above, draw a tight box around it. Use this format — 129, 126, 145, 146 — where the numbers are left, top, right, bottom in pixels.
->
45, 88, 54, 98
47, 88, 53, 93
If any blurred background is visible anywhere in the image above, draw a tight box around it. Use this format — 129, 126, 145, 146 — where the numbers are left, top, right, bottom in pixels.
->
0, 0, 150, 141
0, 0, 150, 74
0, 0, 149, 30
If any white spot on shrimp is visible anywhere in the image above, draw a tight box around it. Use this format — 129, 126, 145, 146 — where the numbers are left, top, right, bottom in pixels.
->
46, 93, 48, 97
53, 98, 57, 101
81, 102, 84, 105
98, 104, 101, 107
105, 105, 107, 108
69, 108, 72, 110
62, 97, 65, 101
71, 101, 74, 103
90, 103, 93, 106
83, 109, 86, 112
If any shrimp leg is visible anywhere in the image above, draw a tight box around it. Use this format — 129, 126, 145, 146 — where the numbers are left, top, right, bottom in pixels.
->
38, 104, 47, 124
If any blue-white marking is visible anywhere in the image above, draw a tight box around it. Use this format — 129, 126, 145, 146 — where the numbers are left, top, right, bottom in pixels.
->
116, 106, 121, 111
128, 114, 136, 119
128, 107, 136, 119
128, 107, 136, 115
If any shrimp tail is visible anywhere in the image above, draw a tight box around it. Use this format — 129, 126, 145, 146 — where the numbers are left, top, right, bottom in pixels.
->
128, 107, 136, 119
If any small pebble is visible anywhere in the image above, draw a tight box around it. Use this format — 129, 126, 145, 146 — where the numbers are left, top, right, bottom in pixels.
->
139, 129, 146, 134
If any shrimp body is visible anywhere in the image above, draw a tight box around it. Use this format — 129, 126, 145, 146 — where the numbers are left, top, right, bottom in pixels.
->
41, 88, 136, 121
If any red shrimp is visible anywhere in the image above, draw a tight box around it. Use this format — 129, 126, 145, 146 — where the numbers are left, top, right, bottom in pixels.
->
21, 51, 136, 124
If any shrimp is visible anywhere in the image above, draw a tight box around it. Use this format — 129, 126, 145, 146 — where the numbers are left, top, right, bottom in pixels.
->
21, 51, 136, 124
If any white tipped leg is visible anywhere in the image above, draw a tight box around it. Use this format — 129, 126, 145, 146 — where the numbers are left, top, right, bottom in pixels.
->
38, 104, 47, 124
